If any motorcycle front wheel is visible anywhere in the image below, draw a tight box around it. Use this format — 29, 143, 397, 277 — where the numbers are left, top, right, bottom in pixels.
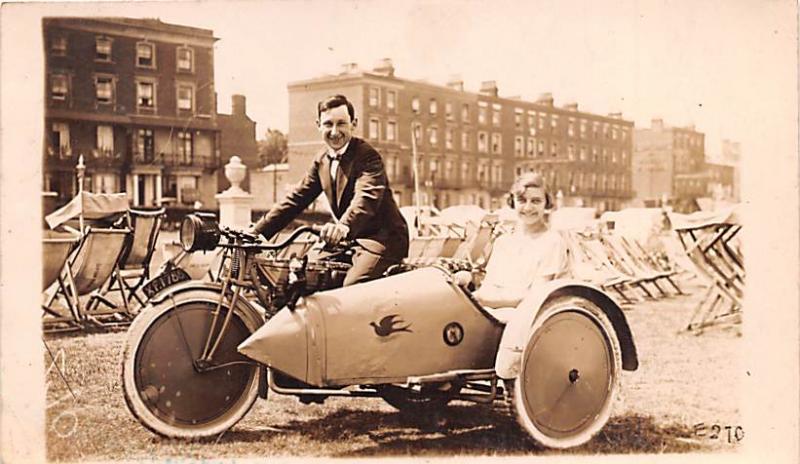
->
121, 295, 262, 439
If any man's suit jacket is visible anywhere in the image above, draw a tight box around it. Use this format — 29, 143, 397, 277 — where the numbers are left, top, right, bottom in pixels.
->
253, 137, 409, 260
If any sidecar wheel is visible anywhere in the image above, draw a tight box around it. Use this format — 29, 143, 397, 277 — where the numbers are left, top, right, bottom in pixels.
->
512, 296, 621, 449
122, 298, 261, 439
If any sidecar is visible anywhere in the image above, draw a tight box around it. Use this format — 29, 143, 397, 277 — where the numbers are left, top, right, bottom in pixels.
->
238, 265, 638, 449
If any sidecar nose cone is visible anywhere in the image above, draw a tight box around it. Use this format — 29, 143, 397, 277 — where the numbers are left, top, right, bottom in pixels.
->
238, 308, 308, 382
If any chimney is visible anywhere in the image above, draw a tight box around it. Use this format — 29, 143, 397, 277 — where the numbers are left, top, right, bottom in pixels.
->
563, 102, 578, 111
651, 118, 664, 129
232, 94, 246, 116
479, 80, 498, 97
372, 58, 395, 77
340, 62, 359, 74
536, 92, 554, 106
446, 76, 464, 91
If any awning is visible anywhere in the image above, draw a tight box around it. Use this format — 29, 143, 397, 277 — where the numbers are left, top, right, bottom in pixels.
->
45, 191, 129, 229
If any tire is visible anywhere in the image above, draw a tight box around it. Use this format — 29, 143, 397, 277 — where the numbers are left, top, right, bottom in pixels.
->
512, 295, 622, 449
379, 383, 459, 413
121, 295, 262, 439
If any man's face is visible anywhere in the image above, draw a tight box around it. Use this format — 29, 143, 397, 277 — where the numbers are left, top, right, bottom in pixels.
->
514, 186, 547, 227
318, 104, 356, 151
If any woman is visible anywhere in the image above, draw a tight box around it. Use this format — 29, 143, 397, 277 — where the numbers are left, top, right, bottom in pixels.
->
474, 172, 568, 309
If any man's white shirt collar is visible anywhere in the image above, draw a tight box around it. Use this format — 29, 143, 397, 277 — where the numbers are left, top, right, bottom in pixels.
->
327, 141, 350, 160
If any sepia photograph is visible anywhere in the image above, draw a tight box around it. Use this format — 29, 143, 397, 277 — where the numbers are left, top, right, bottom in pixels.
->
1, 0, 798, 462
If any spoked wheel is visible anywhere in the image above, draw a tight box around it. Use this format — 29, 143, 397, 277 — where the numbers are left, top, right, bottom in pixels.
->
379, 382, 461, 413
512, 296, 621, 449
122, 296, 262, 439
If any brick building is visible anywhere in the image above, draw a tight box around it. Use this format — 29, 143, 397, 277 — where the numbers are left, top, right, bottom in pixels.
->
43, 17, 222, 208
633, 118, 706, 204
286, 60, 635, 212
217, 94, 259, 191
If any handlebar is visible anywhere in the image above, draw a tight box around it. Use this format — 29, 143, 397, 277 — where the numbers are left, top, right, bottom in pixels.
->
220, 224, 323, 250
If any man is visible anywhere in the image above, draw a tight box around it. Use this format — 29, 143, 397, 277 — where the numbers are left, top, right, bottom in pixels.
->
251, 94, 409, 286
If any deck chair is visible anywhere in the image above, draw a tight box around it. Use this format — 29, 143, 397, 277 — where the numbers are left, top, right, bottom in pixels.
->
43, 227, 130, 331
672, 209, 744, 333
601, 234, 676, 297
580, 235, 657, 300
562, 231, 638, 304
621, 235, 684, 294
90, 208, 165, 315
42, 231, 81, 332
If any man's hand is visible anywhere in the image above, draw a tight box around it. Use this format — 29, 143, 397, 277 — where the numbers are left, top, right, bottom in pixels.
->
320, 222, 350, 245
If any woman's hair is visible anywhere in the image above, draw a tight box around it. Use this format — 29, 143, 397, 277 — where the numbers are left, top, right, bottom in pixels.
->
507, 171, 553, 209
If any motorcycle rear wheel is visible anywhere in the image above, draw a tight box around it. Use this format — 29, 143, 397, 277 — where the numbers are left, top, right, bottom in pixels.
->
121, 297, 261, 439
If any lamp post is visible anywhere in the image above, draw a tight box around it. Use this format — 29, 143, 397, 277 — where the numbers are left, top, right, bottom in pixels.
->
76, 154, 86, 233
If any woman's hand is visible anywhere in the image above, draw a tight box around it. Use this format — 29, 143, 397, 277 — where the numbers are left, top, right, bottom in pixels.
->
473, 283, 524, 309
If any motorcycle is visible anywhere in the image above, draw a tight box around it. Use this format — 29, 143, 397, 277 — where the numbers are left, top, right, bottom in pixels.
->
122, 213, 638, 449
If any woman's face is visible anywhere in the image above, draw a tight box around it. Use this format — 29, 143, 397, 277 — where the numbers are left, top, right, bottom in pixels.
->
514, 186, 547, 227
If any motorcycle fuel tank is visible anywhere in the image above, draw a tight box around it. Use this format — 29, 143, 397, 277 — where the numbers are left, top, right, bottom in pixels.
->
238, 267, 505, 387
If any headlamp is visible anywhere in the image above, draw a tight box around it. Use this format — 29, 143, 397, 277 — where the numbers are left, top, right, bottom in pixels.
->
179, 213, 220, 252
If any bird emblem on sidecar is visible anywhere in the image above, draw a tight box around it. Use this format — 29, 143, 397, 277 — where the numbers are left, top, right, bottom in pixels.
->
370, 314, 412, 337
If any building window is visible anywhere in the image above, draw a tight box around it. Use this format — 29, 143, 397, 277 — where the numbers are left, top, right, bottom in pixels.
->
478, 132, 488, 153
50, 123, 70, 157
137, 129, 154, 161
527, 137, 535, 157
567, 144, 575, 160
412, 123, 422, 144
445, 102, 453, 120
478, 104, 488, 125
611, 150, 617, 164
429, 126, 438, 145
177, 131, 193, 164
137, 81, 155, 109
95, 37, 112, 61
177, 47, 194, 72
491, 133, 502, 154
612, 125, 618, 140
515, 109, 523, 128
551, 141, 558, 157
580, 120, 587, 138
621, 150, 628, 163
51, 74, 68, 101
429, 99, 437, 115
514, 136, 524, 157
177, 84, 194, 111
492, 104, 502, 126
411, 97, 420, 113
386, 121, 397, 141
527, 112, 536, 129
461, 130, 470, 151
580, 145, 587, 161
602, 148, 608, 164
538, 114, 546, 130
446, 128, 454, 149
95, 75, 114, 105
537, 139, 545, 156
137, 42, 155, 68
568, 119, 575, 137
51, 36, 67, 56
603, 123, 610, 139
387, 90, 396, 111
551, 115, 558, 132
621, 128, 628, 141
96, 125, 114, 156
369, 87, 380, 107
462, 103, 470, 122
369, 118, 380, 140
593, 122, 599, 139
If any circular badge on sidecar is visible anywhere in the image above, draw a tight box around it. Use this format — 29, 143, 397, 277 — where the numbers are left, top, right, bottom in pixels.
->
443, 322, 464, 346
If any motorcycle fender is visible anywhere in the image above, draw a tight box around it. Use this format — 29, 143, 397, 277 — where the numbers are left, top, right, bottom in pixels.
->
494, 279, 638, 379
148, 281, 265, 331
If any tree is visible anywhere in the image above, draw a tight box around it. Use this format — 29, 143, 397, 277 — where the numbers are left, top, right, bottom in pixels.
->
258, 128, 288, 167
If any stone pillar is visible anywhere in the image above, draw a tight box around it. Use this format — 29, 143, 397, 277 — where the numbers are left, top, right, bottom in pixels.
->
215, 156, 253, 229
132, 174, 139, 207
156, 173, 162, 205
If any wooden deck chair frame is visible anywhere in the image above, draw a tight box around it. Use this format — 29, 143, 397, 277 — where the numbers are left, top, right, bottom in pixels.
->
579, 235, 655, 300
675, 224, 744, 332
603, 234, 680, 297
562, 231, 637, 304
621, 236, 685, 295
43, 226, 131, 331
92, 208, 165, 315
41, 232, 81, 332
